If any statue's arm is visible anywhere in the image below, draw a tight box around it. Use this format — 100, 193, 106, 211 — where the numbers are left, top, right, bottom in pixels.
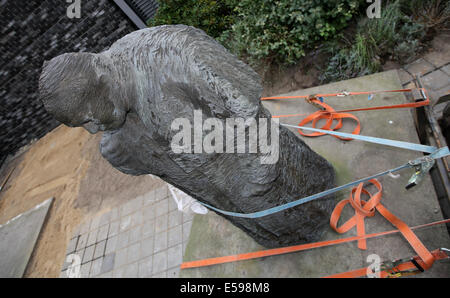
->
99, 114, 153, 176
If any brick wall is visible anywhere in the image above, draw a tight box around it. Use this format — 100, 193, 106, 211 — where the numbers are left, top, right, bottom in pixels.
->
0, 0, 156, 161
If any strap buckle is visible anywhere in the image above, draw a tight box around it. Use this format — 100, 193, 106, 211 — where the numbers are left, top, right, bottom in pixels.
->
380, 257, 423, 278
386, 269, 421, 278
305, 94, 326, 110
337, 91, 350, 97
406, 156, 435, 190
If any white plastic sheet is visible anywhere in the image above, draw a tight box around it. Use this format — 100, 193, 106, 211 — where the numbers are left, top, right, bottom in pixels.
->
168, 184, 208, 215
147, 174, 208, 215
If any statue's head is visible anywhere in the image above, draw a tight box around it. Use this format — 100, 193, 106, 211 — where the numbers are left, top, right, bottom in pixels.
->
39, 52, 127, 133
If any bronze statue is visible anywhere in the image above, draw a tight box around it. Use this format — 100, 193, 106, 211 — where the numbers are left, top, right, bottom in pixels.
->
39, 25, 335, 248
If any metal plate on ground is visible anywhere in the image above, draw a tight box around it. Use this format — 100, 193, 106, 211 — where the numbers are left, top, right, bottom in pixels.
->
0, 198, 53, 277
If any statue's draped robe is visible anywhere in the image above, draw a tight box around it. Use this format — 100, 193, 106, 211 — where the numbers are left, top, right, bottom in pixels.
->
92, 25, 334, 248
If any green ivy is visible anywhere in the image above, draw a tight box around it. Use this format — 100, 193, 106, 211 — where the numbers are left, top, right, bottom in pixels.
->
148, 0, 363, 66
148, 0, 239, 39
228, 0, 363, 65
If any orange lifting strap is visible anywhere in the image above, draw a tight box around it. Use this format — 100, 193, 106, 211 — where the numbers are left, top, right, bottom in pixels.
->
180, 179, 450, 278
324, 249, 449, 278
261, 88, 430, 140
327, 179, 438, 277
178, 88, 446, 277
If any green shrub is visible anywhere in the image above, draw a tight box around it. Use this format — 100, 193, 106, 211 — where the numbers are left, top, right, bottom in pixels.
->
392, 19, 426, 63
321, 1, 426, 83
228, 0, 363, 65
400, 0, 450, 30
320, 45, 373, 83
148, 0, 239, 39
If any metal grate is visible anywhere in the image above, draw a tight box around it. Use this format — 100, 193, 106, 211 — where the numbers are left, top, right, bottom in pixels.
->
124, 0, 159, 24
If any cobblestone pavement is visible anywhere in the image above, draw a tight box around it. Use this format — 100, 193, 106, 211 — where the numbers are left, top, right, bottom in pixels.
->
397, 34, 450, 119
60, 184, 194, 278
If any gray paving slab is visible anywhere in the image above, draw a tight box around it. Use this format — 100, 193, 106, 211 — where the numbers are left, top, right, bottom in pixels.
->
182, 212, 194, 223
152, 250, 168, 274
94, 240, 106, 259
154, 186, 168, 202
120, 199, 135, 217
82, 245, 95, 264
101, 253, 115, 274
182, 221, 193, 242
62, 258, 71, 271
129, 225, 142, 244
422, 70, 450, 91
90, 257, 103, 277
131, 210, 144, 227
154, 231, 168, 253
168, 196, 178, 212
182, 241, 188, 255
143, 204, 156, 221
155, 214, 168, 233
127, 242, 141, 264
90, 216, 102, 231
80, 262, 92, 278
115, 248, 128, 269
167, 244, 182, 269
97, 224, 109, 243
154, 200, 169, 217
142, 219, 155, 239
168, 225, 182, 247
99, 212, 111, 227
75, 248, 85, 263
98, 271, 113, 278
113, 266, 126, 277
66, 236, 78, 255
119, 214, 132, 232
105, 235, 117, 255
138, 256, 153, 277
0, 198, 53, 277
116, 231, 129, 250
123, 262, 139, 277
441, 64, 450, 77
77, 233, 88, 250
397, 69, 414, 84
108, 208, 120, 222
405, 58, 435, 76
86, 229, 98, 247
168, 210, 182, 228
108, 220, 120, 237
424, 49, 450, 68
140, 236, 154, 258
152, 271, 167, 278
143, 190, 157, 206
167, 266, 180, 278
61, 183, 194, 278
60, 270, 68, 278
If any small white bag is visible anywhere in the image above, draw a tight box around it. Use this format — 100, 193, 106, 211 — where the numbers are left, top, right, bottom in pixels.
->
167, 184, 208, 215
147, 174, 208, 215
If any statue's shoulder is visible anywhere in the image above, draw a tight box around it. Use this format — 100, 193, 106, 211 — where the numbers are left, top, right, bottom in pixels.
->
107, 25, 211, 53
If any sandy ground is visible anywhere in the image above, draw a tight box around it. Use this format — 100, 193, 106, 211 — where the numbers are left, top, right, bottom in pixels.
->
0, 125, 163, 277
